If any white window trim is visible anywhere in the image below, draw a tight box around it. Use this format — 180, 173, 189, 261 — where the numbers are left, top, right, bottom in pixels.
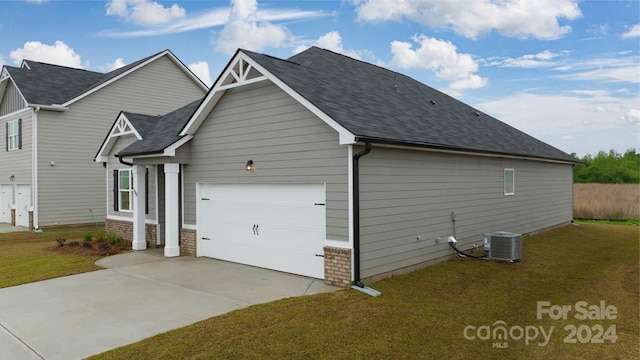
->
7, 119, 20, 151
118, 169, 133, 212
504, 168, 515, 195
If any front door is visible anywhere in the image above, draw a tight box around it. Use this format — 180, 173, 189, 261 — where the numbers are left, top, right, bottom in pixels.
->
16, 184, 30, 227
0, 185, 11, 224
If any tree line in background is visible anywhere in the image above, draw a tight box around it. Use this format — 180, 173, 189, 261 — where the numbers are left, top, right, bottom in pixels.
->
572, 149, 639, 184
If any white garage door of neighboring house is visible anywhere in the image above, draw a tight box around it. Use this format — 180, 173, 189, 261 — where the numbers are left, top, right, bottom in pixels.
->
16, 184, 30, 227
0, 185, 11, 224
197, 183, 326, 279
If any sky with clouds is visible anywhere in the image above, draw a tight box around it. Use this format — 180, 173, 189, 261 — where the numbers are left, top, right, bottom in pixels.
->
0, 0, 638, 157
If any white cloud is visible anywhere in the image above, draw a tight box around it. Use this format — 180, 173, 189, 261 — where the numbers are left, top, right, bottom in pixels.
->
106, 0, 186, 26
478, 91, 638, 135
388, 35, 487, 90
553, 55, 640, 83
105, 57, 126, 71
621, 24, 640, 39
353, 0, 582, 40
213, 0, 293, 54
484, 50, 561, 68
9, 41, 86, 69
99, 3, 325, 38
293, 31, 373, 60
188, 61, 212, 86
0, 55, 5, 67
477, 91, 639, 156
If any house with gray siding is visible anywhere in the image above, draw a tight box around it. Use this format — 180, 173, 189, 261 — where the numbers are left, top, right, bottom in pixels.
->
0, 50, 207, 229
95, 47, 578, 287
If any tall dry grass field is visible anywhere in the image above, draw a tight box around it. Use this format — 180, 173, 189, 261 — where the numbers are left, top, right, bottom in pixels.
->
574, 183, 639, 220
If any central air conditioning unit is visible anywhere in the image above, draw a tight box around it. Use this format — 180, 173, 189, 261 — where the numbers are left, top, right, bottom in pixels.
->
483, 231, 522, 262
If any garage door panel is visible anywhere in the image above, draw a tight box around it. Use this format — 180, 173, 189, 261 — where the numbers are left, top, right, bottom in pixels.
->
197, 183, 326, 279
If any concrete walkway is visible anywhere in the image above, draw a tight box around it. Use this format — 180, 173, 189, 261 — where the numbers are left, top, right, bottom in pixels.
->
0, 250, 338, 360
0, 223, 28, 233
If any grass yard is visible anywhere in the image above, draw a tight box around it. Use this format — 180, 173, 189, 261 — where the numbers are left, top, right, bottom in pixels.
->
0, 226, 105, 288
91, 223, 639, 360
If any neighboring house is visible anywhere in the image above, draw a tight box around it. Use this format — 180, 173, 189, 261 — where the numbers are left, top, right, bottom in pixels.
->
96, 47, 579, 287
0, 50, 208, 229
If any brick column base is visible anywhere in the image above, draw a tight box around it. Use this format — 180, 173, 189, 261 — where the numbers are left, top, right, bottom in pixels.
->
105, 219, 159, 248
323, 246, 352, 288
180, 228, 196, 256
28, 210, 33, 231
10, 209, 15, 226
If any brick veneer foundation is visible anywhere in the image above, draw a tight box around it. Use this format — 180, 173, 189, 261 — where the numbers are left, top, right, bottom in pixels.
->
323, 246, 352, 288
105, 219, 158, 249
180, 228, 196, 256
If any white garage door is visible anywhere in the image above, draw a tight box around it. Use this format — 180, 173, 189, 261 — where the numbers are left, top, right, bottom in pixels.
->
197, 183, 326, 279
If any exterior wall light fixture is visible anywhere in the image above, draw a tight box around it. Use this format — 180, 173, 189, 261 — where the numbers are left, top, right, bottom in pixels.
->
246, 160, 255, 172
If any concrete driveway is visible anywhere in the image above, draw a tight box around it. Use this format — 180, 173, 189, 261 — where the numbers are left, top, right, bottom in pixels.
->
0, 249, 338, 360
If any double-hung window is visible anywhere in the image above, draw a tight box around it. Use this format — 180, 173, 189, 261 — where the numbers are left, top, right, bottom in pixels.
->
118, 169, 133, 212
6, 119, 21, 151
504, 168, 515, 195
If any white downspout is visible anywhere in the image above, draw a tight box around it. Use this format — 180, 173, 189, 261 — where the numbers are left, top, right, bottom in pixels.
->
32, 106, 40, 230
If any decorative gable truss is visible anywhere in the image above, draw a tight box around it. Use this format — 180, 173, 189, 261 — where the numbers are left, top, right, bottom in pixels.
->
179, 50, 356, 145
218, 56, 267, 90
95, 113, 142, 162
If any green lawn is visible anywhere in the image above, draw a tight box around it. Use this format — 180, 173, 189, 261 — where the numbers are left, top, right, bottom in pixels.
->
0, 226, 104, 288
91, 223, 639, 360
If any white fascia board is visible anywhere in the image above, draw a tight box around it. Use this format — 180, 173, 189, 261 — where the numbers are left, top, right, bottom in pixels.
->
95, 113, 142, 162
239, 52, 355, 143
0, 107, 32, 122
163, 135, 193, 156
179, 51, 356, 144
62, 50, 207, 107
27, 104, 68, 111
0, 74, 28, 108
179, 51, 246, 136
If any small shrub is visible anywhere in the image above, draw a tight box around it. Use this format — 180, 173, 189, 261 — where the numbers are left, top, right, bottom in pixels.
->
83, 233, 93, 242
94, 231, 106, 243
106, 233, 123, 245
56, 238, 66, 247
68, 241, 80, 247
82, 241, 93, 249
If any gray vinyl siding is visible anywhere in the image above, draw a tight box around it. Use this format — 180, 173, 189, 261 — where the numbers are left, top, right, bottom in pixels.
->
358, 147, 574, 279
36, 56, 205, 226
106, 135, 158, 221
0, 82, 26, 116
183, 81, 349, 241
0, 109, 33, 201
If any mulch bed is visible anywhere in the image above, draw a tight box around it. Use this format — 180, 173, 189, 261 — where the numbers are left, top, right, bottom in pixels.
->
45, 241, 131, 257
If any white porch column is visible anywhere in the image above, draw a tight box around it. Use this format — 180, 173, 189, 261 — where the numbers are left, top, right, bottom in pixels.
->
132, 165, 147, 250
164, 163, 180, 257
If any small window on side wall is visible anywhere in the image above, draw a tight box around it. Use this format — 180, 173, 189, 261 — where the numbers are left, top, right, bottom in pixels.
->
6, 119, 22, 151
504, 168, 515, 195
118, 169, 133, 212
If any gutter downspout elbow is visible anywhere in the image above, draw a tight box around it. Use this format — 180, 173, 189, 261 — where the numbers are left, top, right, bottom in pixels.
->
116, 154, 134, 167
352, 142, 371, 288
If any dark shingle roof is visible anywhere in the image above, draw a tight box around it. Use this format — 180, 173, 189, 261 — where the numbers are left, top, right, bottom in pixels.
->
243, 47, 577, 163
4, 51, 164, 106
118, 99, 202, 156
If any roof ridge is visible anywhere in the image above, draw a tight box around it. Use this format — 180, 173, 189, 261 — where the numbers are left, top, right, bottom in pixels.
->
22, 60, 102, 74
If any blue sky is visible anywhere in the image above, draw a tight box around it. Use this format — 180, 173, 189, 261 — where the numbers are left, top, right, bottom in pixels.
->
0, 0, 638, 157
